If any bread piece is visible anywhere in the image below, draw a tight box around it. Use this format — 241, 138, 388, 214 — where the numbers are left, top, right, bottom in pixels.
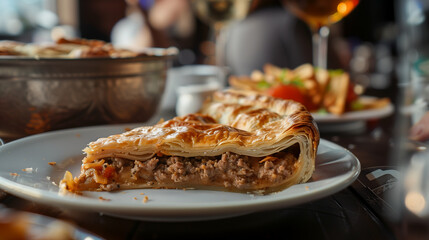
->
323, 73, 350, 115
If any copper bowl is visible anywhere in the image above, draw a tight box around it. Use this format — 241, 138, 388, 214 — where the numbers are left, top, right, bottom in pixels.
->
0, 48, 177, 140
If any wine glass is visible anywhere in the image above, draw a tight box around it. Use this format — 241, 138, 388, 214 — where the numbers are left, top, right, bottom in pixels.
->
283, 0, 360, 69
190, 0, 255, 65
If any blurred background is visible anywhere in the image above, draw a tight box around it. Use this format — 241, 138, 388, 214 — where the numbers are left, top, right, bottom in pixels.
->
0, 0, 395, 71
3, 0, 408, 102
0, 0, 401, 88
0, 0, 401, 97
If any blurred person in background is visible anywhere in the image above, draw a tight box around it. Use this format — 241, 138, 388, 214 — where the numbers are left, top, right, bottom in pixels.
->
111, 0, 155, 51
108, 0, 364, 71
112, 0, 193, 50
111, 0, 210, 65
110, 0, 338, 69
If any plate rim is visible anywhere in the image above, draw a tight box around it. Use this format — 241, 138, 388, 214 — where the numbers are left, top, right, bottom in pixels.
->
312, 96, 394, 123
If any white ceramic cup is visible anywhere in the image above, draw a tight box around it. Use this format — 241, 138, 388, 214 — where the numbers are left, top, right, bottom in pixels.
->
161, 65, 228, 111
175, 79, 221, 116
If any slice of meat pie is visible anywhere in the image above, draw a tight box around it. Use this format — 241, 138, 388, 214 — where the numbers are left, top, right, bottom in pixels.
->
60, 90, 319, 194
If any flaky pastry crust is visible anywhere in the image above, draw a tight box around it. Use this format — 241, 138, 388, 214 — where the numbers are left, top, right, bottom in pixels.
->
63, 90, 319, 194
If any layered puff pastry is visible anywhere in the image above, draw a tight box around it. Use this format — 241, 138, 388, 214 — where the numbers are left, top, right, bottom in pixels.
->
60, 90, 319, 194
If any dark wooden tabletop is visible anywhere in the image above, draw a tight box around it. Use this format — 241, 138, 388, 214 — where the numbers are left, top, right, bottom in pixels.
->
0, 109, 425, 240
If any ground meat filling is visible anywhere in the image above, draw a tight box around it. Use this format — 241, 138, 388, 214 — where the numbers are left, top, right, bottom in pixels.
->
79, 145, 300, 191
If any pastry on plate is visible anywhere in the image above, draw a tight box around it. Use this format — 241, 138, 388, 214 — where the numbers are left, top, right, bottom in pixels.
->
0, 37, 137, 58
61, 90, 319, 194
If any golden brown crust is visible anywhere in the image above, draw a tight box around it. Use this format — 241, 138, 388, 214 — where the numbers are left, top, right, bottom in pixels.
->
201, 90, 319, 187
202, 90, 319, 157
84, 90, 319, 160
70, 90, 319, 193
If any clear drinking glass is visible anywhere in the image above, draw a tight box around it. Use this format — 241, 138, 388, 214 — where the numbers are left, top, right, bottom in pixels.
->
283, 0, 360, 69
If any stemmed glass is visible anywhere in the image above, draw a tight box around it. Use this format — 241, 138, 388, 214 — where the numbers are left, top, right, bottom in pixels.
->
283, 0, 360, 69
190, 0, 255, 65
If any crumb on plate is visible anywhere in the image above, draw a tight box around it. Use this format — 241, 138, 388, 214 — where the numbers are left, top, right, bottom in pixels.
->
21, 168, 33, 173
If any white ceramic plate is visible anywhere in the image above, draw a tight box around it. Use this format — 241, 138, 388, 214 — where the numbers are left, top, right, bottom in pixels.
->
0, 124, 360, 222
312, 96, 394, 123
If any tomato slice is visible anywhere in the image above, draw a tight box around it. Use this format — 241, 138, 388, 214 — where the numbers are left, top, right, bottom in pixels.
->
266, 84, 306, 105
346, 82, 358, 104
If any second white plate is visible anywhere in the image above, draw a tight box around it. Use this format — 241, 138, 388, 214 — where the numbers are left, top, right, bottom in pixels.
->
312, 96, 394, 123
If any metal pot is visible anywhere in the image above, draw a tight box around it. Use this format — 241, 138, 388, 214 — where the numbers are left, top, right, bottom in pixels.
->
0, 48, 177, 140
